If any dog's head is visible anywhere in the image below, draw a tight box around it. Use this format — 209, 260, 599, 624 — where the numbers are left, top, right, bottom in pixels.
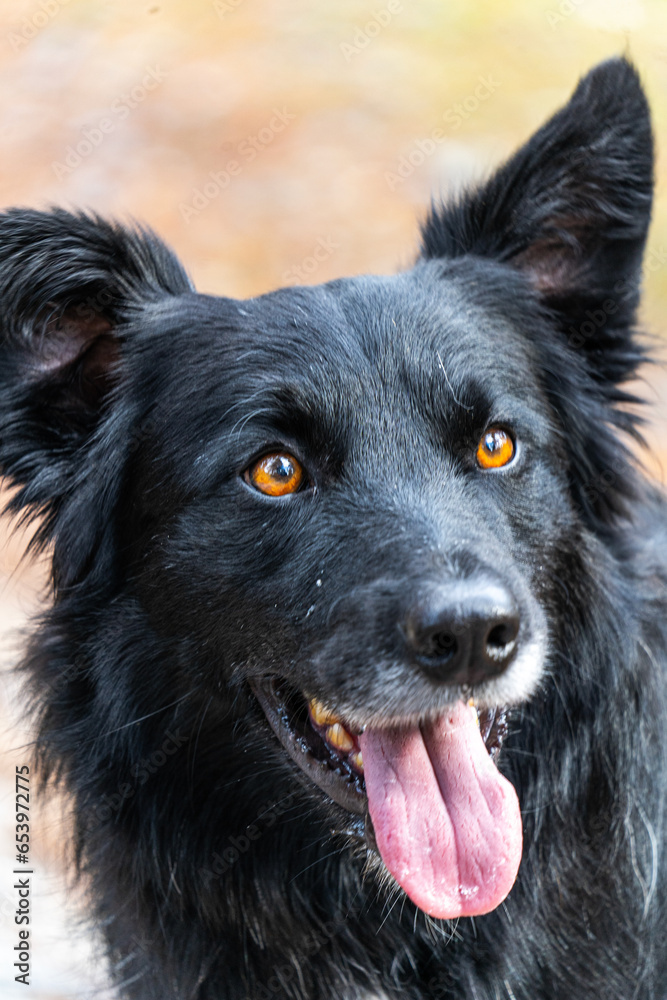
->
0, 58, 653, 920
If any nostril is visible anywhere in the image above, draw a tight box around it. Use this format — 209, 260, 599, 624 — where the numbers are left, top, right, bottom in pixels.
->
487, 623, 512, 649
424, 630, 457, 661
485, 619, 519, 660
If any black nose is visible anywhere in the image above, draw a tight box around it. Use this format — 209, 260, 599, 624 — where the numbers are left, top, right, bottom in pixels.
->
403, 577, 520, 685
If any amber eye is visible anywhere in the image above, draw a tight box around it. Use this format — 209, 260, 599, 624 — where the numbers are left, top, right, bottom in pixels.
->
476, 428, 515, 470
245, 452, 305, 496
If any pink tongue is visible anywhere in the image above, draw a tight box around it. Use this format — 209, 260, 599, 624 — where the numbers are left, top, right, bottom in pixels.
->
358, 702, 522, 918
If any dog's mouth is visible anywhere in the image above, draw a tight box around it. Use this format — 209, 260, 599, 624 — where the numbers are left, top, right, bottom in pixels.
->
249, 676, 523, 919
250, 676, 509, 814
250, 677, 367, 813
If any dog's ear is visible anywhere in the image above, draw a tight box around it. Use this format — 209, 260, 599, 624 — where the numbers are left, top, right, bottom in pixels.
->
0, 208, 190, 583
421, 57, 653, 381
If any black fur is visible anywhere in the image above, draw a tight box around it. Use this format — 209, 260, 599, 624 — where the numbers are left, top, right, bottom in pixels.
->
2, 57, 666, 999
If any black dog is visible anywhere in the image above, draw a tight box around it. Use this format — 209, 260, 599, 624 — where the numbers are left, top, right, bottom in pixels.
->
2, 57, 666, 999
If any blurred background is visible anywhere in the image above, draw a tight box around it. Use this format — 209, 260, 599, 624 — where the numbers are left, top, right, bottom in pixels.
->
0, 1, 666, 996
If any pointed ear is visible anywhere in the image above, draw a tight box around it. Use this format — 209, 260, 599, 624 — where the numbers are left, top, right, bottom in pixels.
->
0, 209, 191, 574
421, 57, 653, 378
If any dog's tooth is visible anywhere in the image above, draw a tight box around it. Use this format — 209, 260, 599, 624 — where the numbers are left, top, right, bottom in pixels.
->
349, 750, 364, 772
309, 699, 340, 727
325, 723, 355, 753
468, 698, 480, 728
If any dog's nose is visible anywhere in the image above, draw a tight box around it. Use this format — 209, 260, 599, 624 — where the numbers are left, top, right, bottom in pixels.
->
403, 577, 520, 685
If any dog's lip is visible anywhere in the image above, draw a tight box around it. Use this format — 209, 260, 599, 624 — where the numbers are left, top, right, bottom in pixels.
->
249, 676, 367, 815
249, 676, 511, 820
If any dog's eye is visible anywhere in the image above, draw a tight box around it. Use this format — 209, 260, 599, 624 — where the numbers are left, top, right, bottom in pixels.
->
245, 452, 305, 496
476, 428, 515, 470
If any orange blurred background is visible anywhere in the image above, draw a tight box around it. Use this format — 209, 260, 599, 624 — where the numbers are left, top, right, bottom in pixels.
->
0, 2, 666, 996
